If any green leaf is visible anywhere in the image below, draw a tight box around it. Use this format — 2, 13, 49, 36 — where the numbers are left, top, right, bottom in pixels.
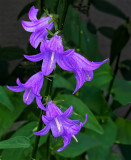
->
54, 94, 103, 134
17, 2, 36, 20
119, 60, 131, 80
53, 74, 74, 91
119, 144, 131, 160
107, 152, 122, 160
0, 46, 25, 61
88, 118, 117, 160
116, 118, 131, 144
0, 136, 30, 149
57, 133, 101, 158
112, 78, 131, 105
0, 87, 26, 138
98, 26, 115, 39
79, 85, 109, 115
88, 63, 113, 91
110, 25, 130, 64
0, 86, 14, 111
91, 0, 127, 20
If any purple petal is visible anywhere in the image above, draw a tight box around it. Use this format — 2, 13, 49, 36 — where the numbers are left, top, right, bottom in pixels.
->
83, 70, 93, 81
63, 117, 79, 126
24, 52, 44, 62
57, 135, 71, 152
40, 40, 48, 52
50, 118, 64, 137
23, 72, 44, 95
7, 85, 24, 92
22, 17, 51, 33
34, 125, 50, 136
36, 96, 46, 111
42, 115, 51, 125
46, 101, 63, 118
28, 6, 39, 21
41, 51, 56, 76
73, 70, 85, 94
30, 28, 47, 48
57, 54, 73, 71
63, 106, 73, 117
23, 88, 35, 105
73, 52, 109, 71
16, 78, 22, 86
47, 35, 63, 53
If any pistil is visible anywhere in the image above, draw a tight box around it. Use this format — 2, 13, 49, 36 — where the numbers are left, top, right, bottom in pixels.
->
26, 89, 32, 102
50, 52, 55, 68
72, 135, 78, 142
55, 117, 61, 132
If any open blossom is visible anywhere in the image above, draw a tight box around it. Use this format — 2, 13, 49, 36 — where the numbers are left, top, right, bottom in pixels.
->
24, 35, 108, 93
7, 72, 45, 110
34, 101, 87, 152
22, 6, 54, 48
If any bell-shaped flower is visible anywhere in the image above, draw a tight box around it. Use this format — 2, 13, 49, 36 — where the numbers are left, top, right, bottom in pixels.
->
7, 72, 45, 110
24, 35, 73, 76
64, 51, 109, 93
34, 101, 87, 152
24, 35, 108, 93
22, 6, 54, 48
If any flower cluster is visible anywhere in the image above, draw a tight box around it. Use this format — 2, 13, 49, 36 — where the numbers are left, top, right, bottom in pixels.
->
7, 6, 108, 151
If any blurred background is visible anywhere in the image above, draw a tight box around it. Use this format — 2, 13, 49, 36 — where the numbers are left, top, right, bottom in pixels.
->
0, 0, 131, 160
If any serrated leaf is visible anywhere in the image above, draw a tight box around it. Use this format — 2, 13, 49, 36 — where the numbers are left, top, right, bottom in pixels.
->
0, 136, 30, 149
110, 25, 130, 64
91, 0, 127, 20
0, 86, 14, 111
54, 94, 103, 134
116, 118, 131, 144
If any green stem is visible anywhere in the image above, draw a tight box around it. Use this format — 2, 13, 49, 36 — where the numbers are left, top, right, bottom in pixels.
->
59, 0, 70, 30
31, 76, 53, 159
106, 52, 121, 102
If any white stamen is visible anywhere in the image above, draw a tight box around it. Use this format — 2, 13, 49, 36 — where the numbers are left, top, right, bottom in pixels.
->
50, 52, 55, 69
85, 72, 91, 80
72, 135, 78, 142
55, 118, 61, 132
26, 89, 32, 102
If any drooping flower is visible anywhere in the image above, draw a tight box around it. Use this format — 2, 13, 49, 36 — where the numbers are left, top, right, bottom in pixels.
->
34, 101, 87, 152
24, 35, 109, 93
7, 72, 45, 110
22, 6, 54, 48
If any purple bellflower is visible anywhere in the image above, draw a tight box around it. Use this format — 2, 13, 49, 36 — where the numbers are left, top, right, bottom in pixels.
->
24, 35, 109, 93
34, 101, 87, 152
22, 6, 54, 48
7, 71, 45, 110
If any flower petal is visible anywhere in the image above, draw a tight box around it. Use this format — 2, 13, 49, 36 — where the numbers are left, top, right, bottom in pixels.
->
34, 125, 50, 136
41, 51, 56, 76
16, 78, 22, 86
28, 6, 39, 21
63, 106, 73, 117
7, 85, 24, 92
47, 35, 63, 53
36, 96, 46, 111
57, 134, 71, 152
46, 101, 63, 118
24, 52, 44, 62
50, 118, 64, 137
23, 72, 43, 95
83, 70, 93, 81
30, 28, 47, 48
21, 21, 36, 32
23, 88, 35, 105
73, 70, 85, 94
73, 52, 109, 71
42, 115, 51, 125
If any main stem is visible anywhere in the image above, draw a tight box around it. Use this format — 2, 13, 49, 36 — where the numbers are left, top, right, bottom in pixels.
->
59, 0, 70, 30
106, 52, 121, 102
32, 77, 53, 159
